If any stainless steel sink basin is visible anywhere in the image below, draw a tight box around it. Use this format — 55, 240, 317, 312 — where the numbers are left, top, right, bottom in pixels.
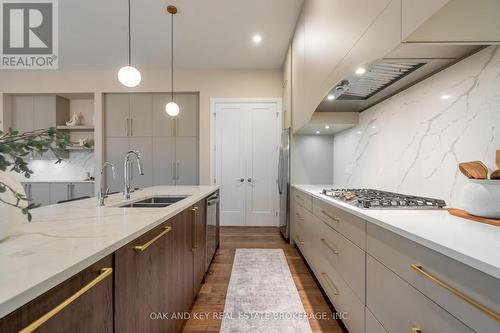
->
119, 195, 189, 208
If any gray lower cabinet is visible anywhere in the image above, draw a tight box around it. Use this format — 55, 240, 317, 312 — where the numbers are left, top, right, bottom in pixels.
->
23, 183, 50, 207
48, 182, 95, 205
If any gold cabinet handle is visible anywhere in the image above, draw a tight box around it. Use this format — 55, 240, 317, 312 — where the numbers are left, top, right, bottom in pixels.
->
411, 328, 422, 333
295, 234, 304, 245
133, 226, 172, 252
321, 210, 340, 222
321, 272, 339, 295
321, 238, 340, 255
19, 267, 113, 333
191, 207, 198, 251
411, 264, 500, 323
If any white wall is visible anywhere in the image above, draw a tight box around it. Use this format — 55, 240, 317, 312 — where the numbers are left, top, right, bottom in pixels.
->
333, 46, 500, 206
0, 69, 283, 184
292, 134, 334, 185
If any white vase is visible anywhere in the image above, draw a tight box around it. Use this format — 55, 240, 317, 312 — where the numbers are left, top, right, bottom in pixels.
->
0, 171, 27, 240
460, 179, 500, 219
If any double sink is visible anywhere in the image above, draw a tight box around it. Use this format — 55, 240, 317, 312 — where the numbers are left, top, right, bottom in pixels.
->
119, 195, 189, 208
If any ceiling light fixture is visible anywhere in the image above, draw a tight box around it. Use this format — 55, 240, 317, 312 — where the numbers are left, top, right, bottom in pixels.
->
355, 67, 366, 76
327, 94, 335, 100
325, 125, 330, 129
165, 5, 180, 117
441, 94, 451, 100
252, 34, 262, 44
118, 0, 141, 88
316, 131, 320, 134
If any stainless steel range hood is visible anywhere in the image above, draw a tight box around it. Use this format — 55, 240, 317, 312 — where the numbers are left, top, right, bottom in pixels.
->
316, 44, 484, 113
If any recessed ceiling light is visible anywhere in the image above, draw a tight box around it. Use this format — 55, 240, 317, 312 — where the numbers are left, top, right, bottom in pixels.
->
316, 131, 320, 134
327, 94, 335, 100
325, 125, 330, 129
441, 94, 451, 100
355, 67, 366, 76
356, 131, 362, 135
371, 125, 377, 129
252, 34, 262, 44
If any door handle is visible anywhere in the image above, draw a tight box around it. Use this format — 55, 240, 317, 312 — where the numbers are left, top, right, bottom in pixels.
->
247, 178, 254, 183
237, 178, 245, 182
176, 162, 180, 181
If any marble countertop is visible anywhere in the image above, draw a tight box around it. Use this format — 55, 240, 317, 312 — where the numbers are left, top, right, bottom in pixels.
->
293, 185, 500, 280
0, 185, 218, 318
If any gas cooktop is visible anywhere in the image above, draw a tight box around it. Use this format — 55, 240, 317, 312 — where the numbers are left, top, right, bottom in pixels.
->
321, 188, 446, 210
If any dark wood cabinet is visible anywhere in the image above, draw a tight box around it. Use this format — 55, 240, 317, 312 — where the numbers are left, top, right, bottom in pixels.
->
114, 220, 175, 333
0, 256, 113, 333
192, 199, 207, 295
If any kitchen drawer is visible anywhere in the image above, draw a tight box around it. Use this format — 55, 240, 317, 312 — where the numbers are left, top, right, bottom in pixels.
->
367, 223, 500, 332
318, 221, 365, 303
293, 188, 313, 211
366, 308, 388, 333
313, 198, 366, 250
316, 257, 365, 333
367, 255, 474, 333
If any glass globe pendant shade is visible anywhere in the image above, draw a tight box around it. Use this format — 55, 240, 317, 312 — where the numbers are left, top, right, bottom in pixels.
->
165, 102, 180, 117
117, 66, 142, 88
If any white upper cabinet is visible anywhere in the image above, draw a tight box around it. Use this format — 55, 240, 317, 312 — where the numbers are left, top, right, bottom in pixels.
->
129, 94, 153, 137
291, 9, 306, 132
403, 0, 500, 43
105, 94, 129, 137
282, 44, 292, 129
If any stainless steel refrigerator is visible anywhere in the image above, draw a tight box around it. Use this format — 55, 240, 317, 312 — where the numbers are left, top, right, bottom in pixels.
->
278, 128, 291, 240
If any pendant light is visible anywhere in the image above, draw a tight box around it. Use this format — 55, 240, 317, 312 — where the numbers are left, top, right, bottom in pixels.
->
118, 0, 141, 88
165, 5, 180, 117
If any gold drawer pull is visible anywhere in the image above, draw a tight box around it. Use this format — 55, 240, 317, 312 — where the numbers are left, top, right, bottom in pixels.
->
411, 328, 422, 333
19, 267, 113, 333
321, 210, 340, 222
321, 238, 340, 255
191, 207, 199, 251
134, 226, 172, 252
411, 264, 500, 323
295, 234, 304, 245
321, 272, 339, 295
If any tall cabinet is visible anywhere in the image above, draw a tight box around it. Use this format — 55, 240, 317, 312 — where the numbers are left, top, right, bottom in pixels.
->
104, 93, 199, 192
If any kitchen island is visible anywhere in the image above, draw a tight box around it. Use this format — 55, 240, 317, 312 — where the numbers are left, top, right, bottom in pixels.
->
0, 185, 219, 332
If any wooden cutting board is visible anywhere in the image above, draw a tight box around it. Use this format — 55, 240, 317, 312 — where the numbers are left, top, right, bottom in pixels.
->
448, 208, 500, 227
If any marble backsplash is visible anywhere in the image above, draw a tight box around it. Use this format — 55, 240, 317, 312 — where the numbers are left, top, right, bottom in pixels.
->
16, 151, 95, 182
333, 46, 500, 207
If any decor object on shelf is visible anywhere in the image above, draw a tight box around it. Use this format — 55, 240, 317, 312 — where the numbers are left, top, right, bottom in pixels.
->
65, 111, 81, 126
0, 128, 68, 239
165, 5, 180, 117
118, 0, 142, 88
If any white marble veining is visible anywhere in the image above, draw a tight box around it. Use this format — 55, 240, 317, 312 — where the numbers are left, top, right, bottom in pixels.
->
16, 150, 95, 183
293, 185, 500, 280
333, 46, 500, 207
0, 185, 218, 318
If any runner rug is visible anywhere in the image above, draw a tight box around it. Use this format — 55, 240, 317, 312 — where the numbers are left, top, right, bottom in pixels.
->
220, 248, 312, 332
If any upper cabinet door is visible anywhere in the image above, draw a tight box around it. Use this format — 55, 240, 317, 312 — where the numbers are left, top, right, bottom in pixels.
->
105, 137, 130, 193
175, 93, 199, 137
402, 0, 500, 43
33, 96, 56, 130
12, 96, 34, 133
105, 94, 129, 137
130, 94, 153, 137
291, 10, 306, 133
152, 93, 175, 137
282, 44, 292, 129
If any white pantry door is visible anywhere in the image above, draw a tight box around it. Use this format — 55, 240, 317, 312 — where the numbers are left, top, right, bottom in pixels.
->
213, 101, 280, 227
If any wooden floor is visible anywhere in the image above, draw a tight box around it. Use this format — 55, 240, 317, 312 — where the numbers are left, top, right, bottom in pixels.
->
183, 227, 346, 333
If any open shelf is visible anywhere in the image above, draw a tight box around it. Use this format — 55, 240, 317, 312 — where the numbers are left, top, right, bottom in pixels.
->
66, 146, 94, 151
56, 125, 94, 131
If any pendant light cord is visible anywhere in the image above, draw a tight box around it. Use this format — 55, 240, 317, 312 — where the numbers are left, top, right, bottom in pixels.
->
171, 11, 174, 102
128, 0, 131, 66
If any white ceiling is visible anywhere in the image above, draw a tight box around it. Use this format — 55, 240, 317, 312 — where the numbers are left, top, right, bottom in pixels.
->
59, 0, 303, 70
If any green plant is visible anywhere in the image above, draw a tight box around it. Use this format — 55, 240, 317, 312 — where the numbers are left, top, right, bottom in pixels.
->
0, 127, 69, 221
